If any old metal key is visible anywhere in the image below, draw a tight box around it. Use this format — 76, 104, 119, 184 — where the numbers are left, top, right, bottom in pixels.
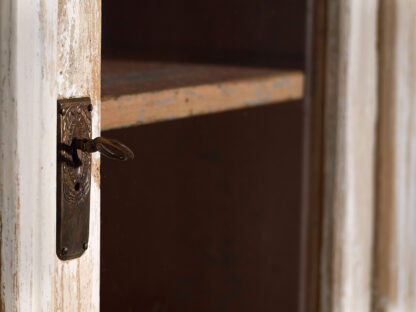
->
73, 137, 134, 161
57, 97, 134, 261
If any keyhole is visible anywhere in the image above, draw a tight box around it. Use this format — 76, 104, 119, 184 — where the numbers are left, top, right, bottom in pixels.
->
74, 182, 80, 191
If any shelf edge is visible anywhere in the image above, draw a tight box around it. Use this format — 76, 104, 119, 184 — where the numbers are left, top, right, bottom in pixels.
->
102, 71, 304, 130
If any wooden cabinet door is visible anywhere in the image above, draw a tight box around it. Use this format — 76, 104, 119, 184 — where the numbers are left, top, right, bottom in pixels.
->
1, 1, 416, 311
0, 0, 100, 310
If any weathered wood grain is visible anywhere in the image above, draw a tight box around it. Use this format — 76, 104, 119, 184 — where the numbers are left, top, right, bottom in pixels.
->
321, 1, 378, 311
0, 0, 101, 309
55, 0, 101, 311
0, 0, 58, 310
373, 2, 416, 311
299, 0, 327, 311
101, 61, 303, 129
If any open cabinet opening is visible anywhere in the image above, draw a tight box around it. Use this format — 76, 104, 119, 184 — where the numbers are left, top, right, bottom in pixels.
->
100, 0, 307, 311
102, 0, 305, 67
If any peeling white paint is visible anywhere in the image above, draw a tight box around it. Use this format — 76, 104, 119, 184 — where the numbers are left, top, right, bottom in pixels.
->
0, 0, 100, 310
0, 0, 58, 310
55, 0, 101, 311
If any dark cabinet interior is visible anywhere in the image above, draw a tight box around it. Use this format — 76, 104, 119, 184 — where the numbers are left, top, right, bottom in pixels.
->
100, 0, 308, 311
102, 0, 306, 68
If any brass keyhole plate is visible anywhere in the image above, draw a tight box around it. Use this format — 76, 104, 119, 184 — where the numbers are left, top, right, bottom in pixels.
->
57, 97, 92, 260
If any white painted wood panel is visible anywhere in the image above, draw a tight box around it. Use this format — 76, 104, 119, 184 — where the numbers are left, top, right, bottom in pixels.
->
374, 2, 416, 311
321, 1, 378, 311
0, 0, 58, 310
0, 0, 101, 310
55, 0, 101, 311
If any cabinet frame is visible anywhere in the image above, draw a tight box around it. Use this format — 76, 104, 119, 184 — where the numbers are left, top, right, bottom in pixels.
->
0, 0, 415, 311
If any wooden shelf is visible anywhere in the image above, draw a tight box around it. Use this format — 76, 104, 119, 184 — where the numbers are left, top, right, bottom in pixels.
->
101, 59, 304, 130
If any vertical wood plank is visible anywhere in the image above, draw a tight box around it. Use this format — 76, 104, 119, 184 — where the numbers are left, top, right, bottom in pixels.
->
321, 0, 378, 311
1, 0, 100, 310
374, 2, 416, 311
0, 0, 58, 310
55, 0, 101, 311
299, 0, 327, 311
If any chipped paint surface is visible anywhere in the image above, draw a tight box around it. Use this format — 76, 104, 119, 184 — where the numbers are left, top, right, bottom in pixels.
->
0, 0, 100, 310
102, 71, 303, 130
55, 0, 101, 311
0, 0, 58, 310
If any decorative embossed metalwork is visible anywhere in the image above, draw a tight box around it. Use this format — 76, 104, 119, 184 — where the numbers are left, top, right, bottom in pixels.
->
57, 98, 92, 260
57, 98, 134, 261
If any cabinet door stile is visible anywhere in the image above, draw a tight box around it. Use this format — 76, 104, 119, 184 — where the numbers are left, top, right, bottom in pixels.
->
55, 0, 101, 311
0, 0, 101, 310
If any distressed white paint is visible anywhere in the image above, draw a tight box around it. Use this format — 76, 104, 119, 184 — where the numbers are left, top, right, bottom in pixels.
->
321, 0, 378, 311
374, 2, 416, 311
55, 0, 101, 311
0, 0, 58, 310
0, 0, 100, 310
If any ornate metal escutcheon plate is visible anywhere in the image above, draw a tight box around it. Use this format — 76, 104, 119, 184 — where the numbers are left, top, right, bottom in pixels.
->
57, 97, 92, 260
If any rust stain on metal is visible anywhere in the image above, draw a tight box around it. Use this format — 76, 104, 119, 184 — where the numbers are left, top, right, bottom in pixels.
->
57, 98, 92, 261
